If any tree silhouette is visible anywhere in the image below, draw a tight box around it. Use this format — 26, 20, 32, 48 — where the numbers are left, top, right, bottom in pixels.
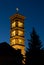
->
25, 28, 42, 65
29, 28, 42, 50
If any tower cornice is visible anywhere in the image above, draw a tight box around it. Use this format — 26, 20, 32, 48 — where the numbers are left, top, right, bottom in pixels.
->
10, 13, 25, 20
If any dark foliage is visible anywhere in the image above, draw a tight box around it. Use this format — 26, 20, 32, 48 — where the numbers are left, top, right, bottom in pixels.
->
28, 28, 42, 50
0, 42, 23, 65
25, 28, 44, 65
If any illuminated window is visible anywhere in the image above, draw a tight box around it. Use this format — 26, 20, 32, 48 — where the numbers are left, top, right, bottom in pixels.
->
11, 39, 15, 44
18, 21, 23, 27
12, 22, 16, 28
12, 31, 16, 36
18, 30, 23, 36
19, 39, 22, 44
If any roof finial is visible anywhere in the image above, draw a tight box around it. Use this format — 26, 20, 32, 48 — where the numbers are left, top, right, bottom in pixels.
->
16, 8, 19, 12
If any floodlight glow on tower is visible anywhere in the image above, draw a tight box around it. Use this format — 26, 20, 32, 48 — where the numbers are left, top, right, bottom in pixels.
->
10, 9, 25, 55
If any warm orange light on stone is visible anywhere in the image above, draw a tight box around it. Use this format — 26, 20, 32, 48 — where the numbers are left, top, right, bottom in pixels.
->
12, 31, 16, 36
18, 30, 23, 36
18, 21, 23, 27
12, 22, 16, 28
10, 13, 25, 55
11, 39, 15, 44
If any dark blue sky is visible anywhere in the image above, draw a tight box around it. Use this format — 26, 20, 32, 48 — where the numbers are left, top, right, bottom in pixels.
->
0, 0, 44, 48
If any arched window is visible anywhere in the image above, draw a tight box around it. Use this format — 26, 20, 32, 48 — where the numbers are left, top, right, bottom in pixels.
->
12, 31, 16, 36
12, 22, 16, 28
18, 30, 23, 36
11, 39, 15, 44
18, 21, 23, 27
19, 39, 22, 44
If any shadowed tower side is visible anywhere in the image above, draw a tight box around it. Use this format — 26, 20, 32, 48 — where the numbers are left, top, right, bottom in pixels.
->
10, 12, 25, 55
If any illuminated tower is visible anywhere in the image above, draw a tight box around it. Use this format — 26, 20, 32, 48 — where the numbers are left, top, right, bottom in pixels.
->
10, 10, 25, 55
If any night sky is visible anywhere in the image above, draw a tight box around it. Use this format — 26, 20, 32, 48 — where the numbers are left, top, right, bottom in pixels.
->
0, 0, 44, 48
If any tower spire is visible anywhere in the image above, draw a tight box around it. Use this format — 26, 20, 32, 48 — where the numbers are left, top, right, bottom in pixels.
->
16, 8, 19, 13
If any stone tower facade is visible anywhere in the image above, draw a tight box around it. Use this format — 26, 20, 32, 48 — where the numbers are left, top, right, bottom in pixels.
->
10, 13, 25, 55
